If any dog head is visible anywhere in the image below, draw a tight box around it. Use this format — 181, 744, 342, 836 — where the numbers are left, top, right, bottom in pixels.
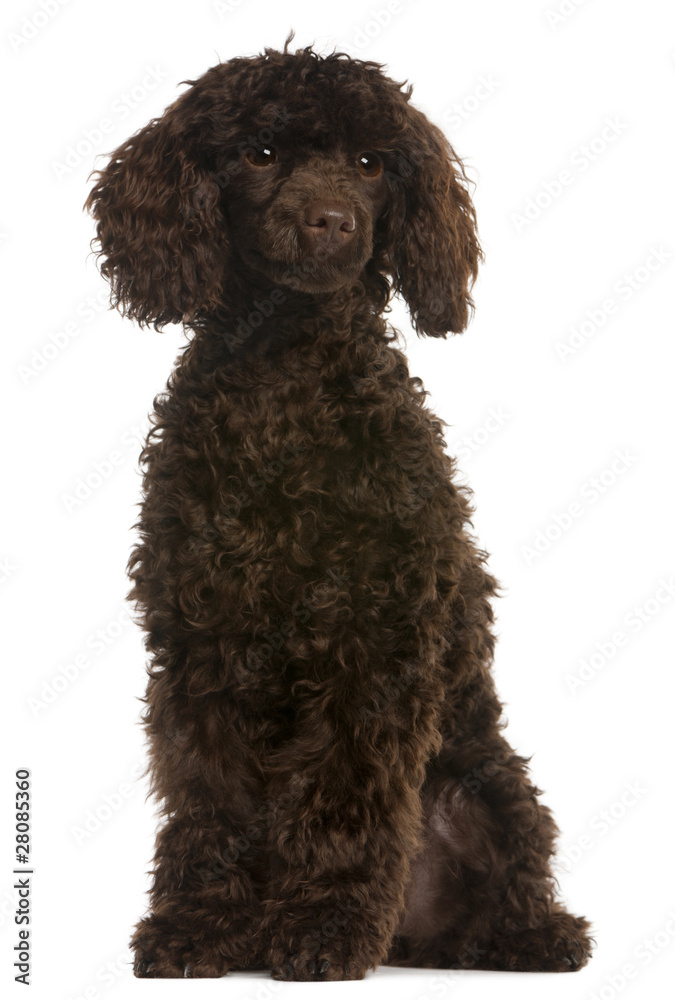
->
85, 37, 482, 338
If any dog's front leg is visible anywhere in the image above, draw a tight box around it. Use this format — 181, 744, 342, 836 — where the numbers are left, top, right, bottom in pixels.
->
259, 663, 444, 981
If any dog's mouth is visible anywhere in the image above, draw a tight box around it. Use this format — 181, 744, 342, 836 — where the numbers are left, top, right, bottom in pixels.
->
244, 244, 368, 294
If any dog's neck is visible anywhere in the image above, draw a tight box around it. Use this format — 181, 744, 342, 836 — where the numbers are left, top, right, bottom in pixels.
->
187, 261, 392, 377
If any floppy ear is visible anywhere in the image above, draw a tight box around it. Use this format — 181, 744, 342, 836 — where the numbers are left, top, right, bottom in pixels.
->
389, 108, 482, 337
84, 83, 228, 329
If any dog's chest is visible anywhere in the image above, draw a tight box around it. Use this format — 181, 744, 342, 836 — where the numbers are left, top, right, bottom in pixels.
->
166, 354, 458, 663
213, 372, 433, 525
188, 361, 451, 601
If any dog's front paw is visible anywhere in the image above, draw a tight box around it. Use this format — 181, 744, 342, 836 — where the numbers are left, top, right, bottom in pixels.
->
266, 908, 372, 981
271, 953, 368, 982
134, 955, 186, 978
132, 916, 232, 978
133, 951, 230, 978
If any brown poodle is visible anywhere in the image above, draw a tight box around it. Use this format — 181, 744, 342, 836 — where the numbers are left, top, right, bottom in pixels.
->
85, 36, 593, 981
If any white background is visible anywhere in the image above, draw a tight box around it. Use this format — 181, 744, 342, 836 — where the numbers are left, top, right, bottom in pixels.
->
2, 0, 675, 997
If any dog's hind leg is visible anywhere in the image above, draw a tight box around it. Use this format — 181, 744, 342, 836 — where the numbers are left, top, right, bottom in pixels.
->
388, 557, 594, 972
390, 749, 593, 971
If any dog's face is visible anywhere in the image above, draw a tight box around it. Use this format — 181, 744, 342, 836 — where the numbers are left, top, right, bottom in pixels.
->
222, 140, 390, 294
85, 42, 482, 337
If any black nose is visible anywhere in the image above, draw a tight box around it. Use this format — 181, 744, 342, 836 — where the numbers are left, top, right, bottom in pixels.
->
304, 201, 356, 248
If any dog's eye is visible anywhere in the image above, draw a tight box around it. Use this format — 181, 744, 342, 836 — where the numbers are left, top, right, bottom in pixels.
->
245, 146, 278, 167
357, 152, 383, 178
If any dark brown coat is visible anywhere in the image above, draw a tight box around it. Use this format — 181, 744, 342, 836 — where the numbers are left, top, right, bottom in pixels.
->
85, 37, 593, 980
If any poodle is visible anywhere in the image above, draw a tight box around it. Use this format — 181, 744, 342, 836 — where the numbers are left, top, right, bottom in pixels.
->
85, 36, 593, 981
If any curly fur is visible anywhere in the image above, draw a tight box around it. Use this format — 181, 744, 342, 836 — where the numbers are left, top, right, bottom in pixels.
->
85, 35, 593, 981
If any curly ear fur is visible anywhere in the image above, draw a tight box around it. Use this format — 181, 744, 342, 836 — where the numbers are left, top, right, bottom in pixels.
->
388, 107, 483, 338
84, 84, 228, 330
